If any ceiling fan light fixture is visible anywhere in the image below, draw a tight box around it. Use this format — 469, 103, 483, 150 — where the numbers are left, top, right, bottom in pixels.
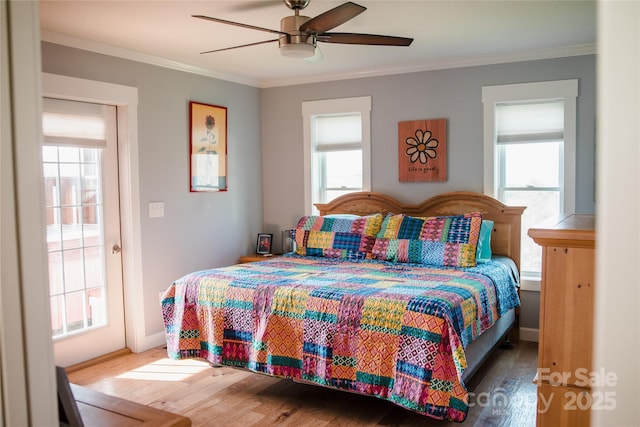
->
280, 42, 316, 58
195, 1, 414, 58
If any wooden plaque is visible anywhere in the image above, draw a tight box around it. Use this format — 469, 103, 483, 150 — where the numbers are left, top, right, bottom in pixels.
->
398, 118, 447, 182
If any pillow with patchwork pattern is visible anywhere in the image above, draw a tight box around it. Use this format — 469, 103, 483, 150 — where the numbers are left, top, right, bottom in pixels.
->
293, 213, 384, 259
372, 212, 483, 267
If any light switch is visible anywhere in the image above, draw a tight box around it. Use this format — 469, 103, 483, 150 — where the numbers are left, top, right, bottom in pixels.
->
148, 201, 165, 218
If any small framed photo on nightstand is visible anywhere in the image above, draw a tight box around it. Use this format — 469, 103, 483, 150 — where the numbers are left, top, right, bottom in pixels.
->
256, 233, 273, 255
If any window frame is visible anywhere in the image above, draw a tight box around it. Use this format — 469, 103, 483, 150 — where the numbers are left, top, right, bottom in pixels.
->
302, 96, 372, 215
482, 80, 578, 288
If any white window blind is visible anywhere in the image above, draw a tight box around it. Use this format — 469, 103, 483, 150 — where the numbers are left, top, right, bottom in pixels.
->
496, 100, 564, 144
314, 114, 362, 151
42, 97, 110, 147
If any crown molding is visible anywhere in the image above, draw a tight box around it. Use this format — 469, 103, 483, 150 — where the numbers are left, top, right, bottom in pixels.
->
260, 43, 597, 88
41, 30, 260, 87
41, 30, 596, 89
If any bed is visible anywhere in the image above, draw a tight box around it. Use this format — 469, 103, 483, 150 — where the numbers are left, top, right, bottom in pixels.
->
162, 191, 525, 422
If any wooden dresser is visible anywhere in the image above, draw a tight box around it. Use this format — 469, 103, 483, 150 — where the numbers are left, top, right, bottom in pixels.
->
528, 214, 595, 426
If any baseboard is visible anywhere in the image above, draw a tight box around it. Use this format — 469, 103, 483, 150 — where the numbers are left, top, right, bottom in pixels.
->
65, 348, 132, 373
519, 327, 539, 343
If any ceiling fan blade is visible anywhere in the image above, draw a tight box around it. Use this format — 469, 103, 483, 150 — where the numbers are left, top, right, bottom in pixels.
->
318, 32, 413, 46
200, 39, 279, 54
299, 2, 366, 34
192, 14, 287, 36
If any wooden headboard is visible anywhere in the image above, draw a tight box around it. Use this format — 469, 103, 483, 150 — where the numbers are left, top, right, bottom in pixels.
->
315, 191, 526, 272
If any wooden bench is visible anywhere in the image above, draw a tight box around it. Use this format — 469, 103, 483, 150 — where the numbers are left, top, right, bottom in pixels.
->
70, 384, 191, 426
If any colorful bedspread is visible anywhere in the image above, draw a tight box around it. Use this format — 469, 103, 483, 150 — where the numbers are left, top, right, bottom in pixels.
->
162, 255, 519, 422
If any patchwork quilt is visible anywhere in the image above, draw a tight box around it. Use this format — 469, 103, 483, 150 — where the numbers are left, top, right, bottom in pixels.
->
162, 255, 519, 422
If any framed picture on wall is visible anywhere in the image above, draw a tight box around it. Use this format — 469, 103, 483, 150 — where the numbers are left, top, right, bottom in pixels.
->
256, 233, 273, 255
189, 101, 228, 192
398, 118, 447, 182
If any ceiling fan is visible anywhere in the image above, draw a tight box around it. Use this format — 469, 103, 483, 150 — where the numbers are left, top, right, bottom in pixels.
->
193, 0, 413, 59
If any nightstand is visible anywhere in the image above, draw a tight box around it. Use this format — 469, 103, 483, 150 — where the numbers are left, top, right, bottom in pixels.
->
238, 254, 278, 263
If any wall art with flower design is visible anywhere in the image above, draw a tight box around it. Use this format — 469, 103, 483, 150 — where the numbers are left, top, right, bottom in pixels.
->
190, 101, 227, 192
398, 118, 447, 182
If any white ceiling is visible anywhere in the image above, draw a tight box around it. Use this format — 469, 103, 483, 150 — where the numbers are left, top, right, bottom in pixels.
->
39, 0, 597, 88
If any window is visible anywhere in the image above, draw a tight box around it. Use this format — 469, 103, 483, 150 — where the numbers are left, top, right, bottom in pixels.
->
483, 80, 577, 280
302, 96, 371, 215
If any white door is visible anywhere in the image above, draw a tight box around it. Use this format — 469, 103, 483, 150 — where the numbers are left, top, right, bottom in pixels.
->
42, 97, 126, 367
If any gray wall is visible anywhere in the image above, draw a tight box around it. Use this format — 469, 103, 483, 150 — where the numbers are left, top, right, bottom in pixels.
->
41, 42, 263, 338
41, 42, 595, 336
519, 290, 541, 330
261, 54, 596, 330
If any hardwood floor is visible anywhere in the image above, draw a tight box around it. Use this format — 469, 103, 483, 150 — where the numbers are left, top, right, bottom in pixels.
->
68, 341, 538, 426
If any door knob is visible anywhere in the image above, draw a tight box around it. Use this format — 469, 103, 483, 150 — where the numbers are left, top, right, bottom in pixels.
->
111, 244, 122, 254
